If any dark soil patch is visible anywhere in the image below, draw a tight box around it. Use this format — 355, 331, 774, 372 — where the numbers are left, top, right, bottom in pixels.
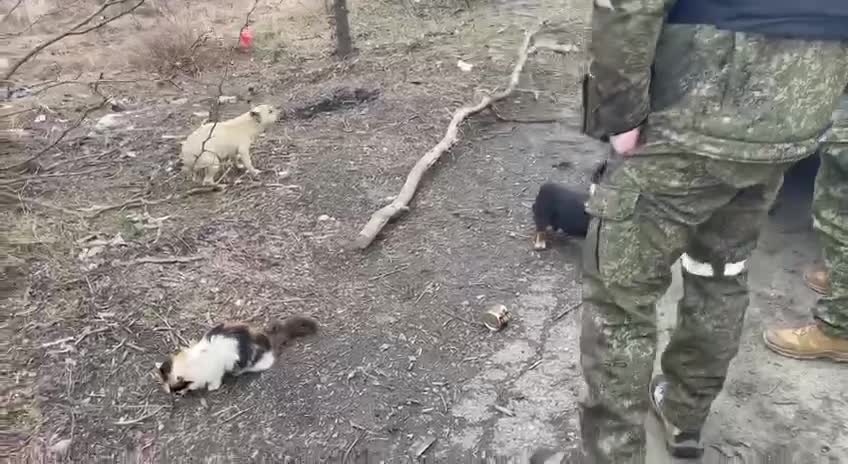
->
290, 86, 382, 120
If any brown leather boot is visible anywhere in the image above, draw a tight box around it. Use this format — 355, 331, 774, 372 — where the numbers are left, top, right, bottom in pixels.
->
763, 324, 848, 362
803, 263, 830, 295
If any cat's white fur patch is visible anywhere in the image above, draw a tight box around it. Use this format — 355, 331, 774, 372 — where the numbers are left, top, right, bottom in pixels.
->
245, 351, 275, 373
174, 335, 241, 388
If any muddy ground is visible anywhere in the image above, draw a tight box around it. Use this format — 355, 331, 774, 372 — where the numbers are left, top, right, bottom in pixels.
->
3, 0, 846, 463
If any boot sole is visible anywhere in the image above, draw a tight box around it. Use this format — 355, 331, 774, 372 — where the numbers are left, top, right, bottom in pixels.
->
803, 270, 829, 295
804, 280, 829, 295
648, 376, 705, 460
762, 332, 848, 362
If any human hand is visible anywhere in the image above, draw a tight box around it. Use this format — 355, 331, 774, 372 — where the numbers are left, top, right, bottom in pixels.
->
610, 127, 641, 156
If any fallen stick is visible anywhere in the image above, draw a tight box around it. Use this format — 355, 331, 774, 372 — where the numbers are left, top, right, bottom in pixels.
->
0, 165, 111, 185
3, 185, 219, 219
114, 405, 166, 426
351, 22, 548, 249
121, 256, 203, 266
0, 190, 83, 216
554, 302, 581, 321
82, 186, 220, 218
41, 336, 74, 348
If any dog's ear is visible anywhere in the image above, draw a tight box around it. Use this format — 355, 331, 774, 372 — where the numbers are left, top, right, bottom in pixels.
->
250, 109, 262, 123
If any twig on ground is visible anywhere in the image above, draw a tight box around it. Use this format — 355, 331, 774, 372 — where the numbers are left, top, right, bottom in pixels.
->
123, 256, 203, 266
74, 327, 109, 346
221, 406, 254, 423
492, 404, 515, 416
81, 185, 220, 218
78, 194, 150, 217
213, 406, 237, 417
529, 39, 580, 55
764, 380, 781, 396
0, 166, 111, 186
149, 308, 191, 346
554, 302, 581, 321
436, 308, 486, 329
41, 337, 74, 348
106, 338, 127, 354
125, 341, 145, 352
114, 405, 166, 426
342, 430, 366, 464
31, 78, 180, 95
414, 283, 434, 304
0, 190, 83, 216
351, 21, 548, 249
42, 148, 120, 172
368, 264, 410, 281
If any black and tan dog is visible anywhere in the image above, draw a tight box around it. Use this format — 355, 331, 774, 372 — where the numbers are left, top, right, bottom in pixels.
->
531, 160, 608, 250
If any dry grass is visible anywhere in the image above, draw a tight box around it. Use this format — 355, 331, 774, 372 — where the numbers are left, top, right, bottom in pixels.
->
128, 17, 226, 77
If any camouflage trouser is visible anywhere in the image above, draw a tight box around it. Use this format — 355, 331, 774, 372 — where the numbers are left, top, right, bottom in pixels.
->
811, 143, 848, 339
578, 145, 793, 463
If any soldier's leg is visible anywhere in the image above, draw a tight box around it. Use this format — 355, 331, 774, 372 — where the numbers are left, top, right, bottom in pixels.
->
579, 151, 742, 463
812, 147, 848, 339
656, 163, 787, 454
764, 146, 848, 361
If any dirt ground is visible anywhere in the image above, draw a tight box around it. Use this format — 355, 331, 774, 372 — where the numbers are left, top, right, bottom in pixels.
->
2, 0, 846, 463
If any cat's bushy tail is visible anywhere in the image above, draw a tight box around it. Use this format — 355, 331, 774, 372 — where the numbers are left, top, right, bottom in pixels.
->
266, 316, 318, 352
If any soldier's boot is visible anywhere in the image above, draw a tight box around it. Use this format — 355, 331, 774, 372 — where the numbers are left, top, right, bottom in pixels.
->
763, 324, 848, 362
649, 375, 705, 459
803, 263, 830, 295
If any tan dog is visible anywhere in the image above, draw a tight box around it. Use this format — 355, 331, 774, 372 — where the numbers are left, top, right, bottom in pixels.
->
180, 104, 279, 185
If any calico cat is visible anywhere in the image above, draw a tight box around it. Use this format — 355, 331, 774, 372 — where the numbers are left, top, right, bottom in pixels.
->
155, 316, 318, 395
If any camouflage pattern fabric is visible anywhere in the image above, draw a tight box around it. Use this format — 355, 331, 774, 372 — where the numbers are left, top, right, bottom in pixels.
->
583, 0, 848, 162
812, 96, 848, 339
579, 1, 848, 461
578, 147, 793, 463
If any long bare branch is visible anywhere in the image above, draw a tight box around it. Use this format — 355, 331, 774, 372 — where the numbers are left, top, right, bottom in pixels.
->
352, 22, 554, 250
3, 0, 147, 83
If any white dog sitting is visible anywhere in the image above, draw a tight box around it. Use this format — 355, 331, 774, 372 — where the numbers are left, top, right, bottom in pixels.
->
180, 104, 279, 185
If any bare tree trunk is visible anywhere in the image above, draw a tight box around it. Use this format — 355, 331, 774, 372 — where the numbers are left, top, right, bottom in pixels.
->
331, 0, 353, 58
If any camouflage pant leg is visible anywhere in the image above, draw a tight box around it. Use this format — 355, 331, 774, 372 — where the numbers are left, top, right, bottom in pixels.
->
578, 148, 790, 464
811, 145, 848, 339
659, 171, 785, 431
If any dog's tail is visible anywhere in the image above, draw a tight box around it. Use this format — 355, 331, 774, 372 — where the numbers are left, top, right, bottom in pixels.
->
266, 316, 318, 352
